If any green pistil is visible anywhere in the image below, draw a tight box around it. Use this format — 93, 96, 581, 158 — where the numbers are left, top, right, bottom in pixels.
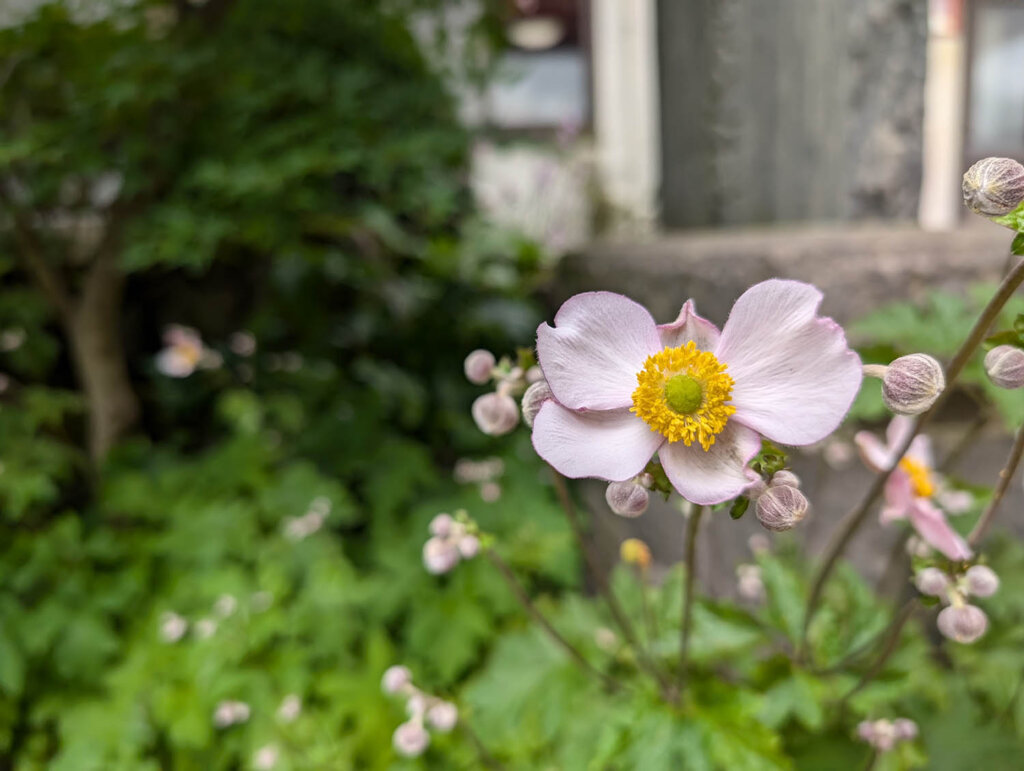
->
664, 374, 702, 414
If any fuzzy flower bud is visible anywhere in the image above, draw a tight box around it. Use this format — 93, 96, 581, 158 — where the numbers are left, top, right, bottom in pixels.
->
768, 470, 800, 489
457, 534, 480, 559
893, 718, 918, 741
605, 479, 650, 518
754, 485, 808, 532
426, 701, 458, 732
880, 354, 945, 415
984, 345, 1024, 390
736, 564, 765, 602
964, 564, 1000, 598
382, 665, 412, 694
619, 538, 652, 570
429, 513, 455, 538
937, 604, 989, 644
392, 721, 430, 757
962, 157, 1024, 216
422, 537, 460, 575
471, 392, 519, 436
914, 567, 950, 597
521, 380, 553, 428
464, 349, 496, 385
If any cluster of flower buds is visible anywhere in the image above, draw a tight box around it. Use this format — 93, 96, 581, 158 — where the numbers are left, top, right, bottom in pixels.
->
962, 157, 1024, 218
283, 496, 332, 541
857, 718, 918, 753
605, 473, 655, 517
619, 538, 652, 571
453, 457, 505, 502
984, 345, 1024, 390
464, 349, 547, 436
422, 511, 481, 575
863, 354, 945, 416
213, 699, 251, 728
746, 470, 808, 532
382, 666, 458, 758
915, 564, 1000, 644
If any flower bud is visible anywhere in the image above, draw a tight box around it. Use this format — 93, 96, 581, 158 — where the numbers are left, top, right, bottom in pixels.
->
463, 349, 496, 385
964, 564, 1000, 598
962, 157, 1024, 216
471, 392, 519, 436
521, 380, 553, 428
754, 485, 808, 532
392, 721, 430, 757
768, 470, 800, 489
422, 537, 460, 575
984, 345, 1024, 390
429, 513, 454, 537
937, 604, 989, 644
382, 665, 412, 694
426, 701, 458, 732
914, 567, 950, 597
619, 538, 652, 570
605, 480, 649, 517
736, 564, 765, 602
881, 354, 945, 415
456, 534, 480, 559
893, 718, 918, 741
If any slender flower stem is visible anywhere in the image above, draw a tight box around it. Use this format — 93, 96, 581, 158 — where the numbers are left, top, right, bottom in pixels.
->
840, 598, 917, 705
861, 749, 880, 771
968, 420, 1024, 546
801, 255, 1024, 655
549, 469, 674, 694
678, 505, 704, 693
460, 721, 507, 771
640, 572, 657, 645
484, 548, 619, 692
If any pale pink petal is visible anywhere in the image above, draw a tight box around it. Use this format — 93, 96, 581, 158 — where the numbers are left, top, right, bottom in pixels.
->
854, 430, 891, 472
908, 499, 973, 560
880, 471, 914, 523
531, 401, 663, 481
908, 435, 934, 469
883, 416, 915, 454
936, 486, 973, 515
536, 292, 661, 411
657, 299, 721, 350
714, 280, 862, 445
659, 422, 761, 505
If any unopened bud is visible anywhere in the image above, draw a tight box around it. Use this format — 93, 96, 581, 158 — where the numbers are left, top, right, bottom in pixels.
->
422, 537, 460, 575
963, 157, 1024, 216
429, 513, 454, 537
984, 345, 1024, 390
471, 392, 519, 436
426, 701, 458, 732
605, 479, 649, 517
736, 564, 765, 602
464, 349, 496, 385
937, 604, 989, 644
881, 354, 945, 415
754, 485, 808, 532
392, 721, 430, 757
382, 665, 412, 694
521, 380, 553, 428
619, 538, 652, 569
964, 564, 1000, 597
892, 718, 918, 741
768, 470, 800, 489
914, 567, 950, 597
457, 534, 480, 559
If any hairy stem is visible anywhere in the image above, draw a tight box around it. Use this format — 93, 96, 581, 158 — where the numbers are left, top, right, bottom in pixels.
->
678, 505, 704, 693
968, 421, 1024, 546
801, 255, 1024, 654
485, 548, 619, 692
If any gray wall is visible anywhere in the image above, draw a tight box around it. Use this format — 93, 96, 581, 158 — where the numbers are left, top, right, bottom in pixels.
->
658, 0, 927, 228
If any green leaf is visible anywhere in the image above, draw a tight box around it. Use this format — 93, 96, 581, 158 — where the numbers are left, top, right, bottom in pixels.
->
0, 627, 25, 696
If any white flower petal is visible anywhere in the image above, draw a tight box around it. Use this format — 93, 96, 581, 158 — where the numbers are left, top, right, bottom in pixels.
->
657, 299, 721, 350
659, 422, 761, 505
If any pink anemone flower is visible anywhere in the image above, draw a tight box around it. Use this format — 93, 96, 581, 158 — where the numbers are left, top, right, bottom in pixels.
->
854, 416, 972, 560
531, 279, 862, 505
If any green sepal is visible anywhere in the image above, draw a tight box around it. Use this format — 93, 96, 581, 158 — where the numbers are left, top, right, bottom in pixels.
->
729, 496, 750, 520
1013, 231, 1024, 254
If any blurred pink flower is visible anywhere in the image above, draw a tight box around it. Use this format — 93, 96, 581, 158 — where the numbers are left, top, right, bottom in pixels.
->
531, 280, 862, 504
155, 325, 221, 378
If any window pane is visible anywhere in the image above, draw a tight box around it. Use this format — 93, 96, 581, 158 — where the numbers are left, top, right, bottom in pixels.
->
969, 5, 1024, 153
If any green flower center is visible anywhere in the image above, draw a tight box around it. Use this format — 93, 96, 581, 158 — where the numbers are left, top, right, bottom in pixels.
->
663, 374, 703, 415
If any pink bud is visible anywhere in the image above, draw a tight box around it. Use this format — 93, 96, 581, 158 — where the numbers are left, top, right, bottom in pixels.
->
429, 513, 454, 537
914, 567, 950, 597
464, 349, 496, 385
754, 485, 808, 532
426, 701, 458, 732
521, 380, 553, 428
382, 665, 412, 694
392, 721, 430, 757
964, 565, 1000, 598
604, 480, 649, 518
422, 537, 460, 575
937, 604, 989, 644
471, 392, 519, 436
893, 718, 918, 741
457, 534, 480, 559
984, 345, 1024, 390
881, 354, 945, 415
768, 470, 801, 489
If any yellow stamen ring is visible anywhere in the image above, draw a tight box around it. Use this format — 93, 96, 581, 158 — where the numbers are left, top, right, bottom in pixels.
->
630, 342, 735, 450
